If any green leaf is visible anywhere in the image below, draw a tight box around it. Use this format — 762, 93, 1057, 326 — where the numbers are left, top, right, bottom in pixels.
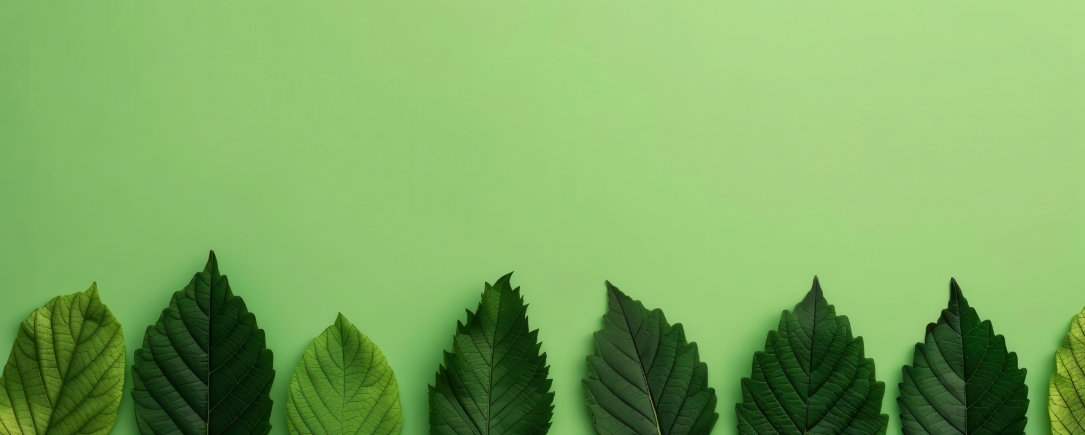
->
583, 281, 719, 435
737, 277, 888, 435
131, 251, 276, 435
898, 278, 1028, 435
1052, 304, 1085, 435
429, 273, 554, 435
286, 313, 402, 435
0, 284, 126, 435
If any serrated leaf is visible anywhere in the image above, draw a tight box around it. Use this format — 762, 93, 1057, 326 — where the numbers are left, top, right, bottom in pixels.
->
583, 281, 719, 435
131, 251, 276, 435
898, 279, 1028, 435
0, 284, 126, 435
737, 277, 888, 435
286, 313, 402, 435
429, 273, 554, 435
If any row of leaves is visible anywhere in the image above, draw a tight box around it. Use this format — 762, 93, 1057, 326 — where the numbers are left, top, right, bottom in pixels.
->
0, 251, 1074, 435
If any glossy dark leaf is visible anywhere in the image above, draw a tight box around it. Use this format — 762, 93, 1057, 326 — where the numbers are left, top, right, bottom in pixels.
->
898, 279, 1028, 435
132, 251, 276, 435
737, 277, 887, 435
429, 273, 554, 435
583, 281, 718, 435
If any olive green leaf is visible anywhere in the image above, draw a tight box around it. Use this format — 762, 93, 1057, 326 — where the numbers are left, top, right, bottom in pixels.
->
898, 278, 1028, 435
286, 313, 402, 435
0, 284, 126, 435
583, 281, 719, 435
429, 272, 554, 435
131, 251, 276, 435
737, 277, 888, 435
1051, 303, 1085, 435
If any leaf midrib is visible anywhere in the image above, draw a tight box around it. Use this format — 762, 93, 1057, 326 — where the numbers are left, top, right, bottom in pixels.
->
806, 293, 817, 435
205, 274, 215, 435
963, 305, 972, 433
613, 295, 662, 435
485, 289, 499, 435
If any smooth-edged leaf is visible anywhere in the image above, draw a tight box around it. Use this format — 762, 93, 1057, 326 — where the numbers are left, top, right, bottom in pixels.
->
131, 251, 276, 435
1052, 304, 1085, 435
737, 277, 888, 435
286, 313, 402, 435
0, 284, 126, 435
429, 273, 554, 435
583, 281, 719, 435
898, 279, 1028, 435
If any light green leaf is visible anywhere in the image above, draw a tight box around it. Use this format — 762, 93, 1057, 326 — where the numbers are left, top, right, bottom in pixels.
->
737, 277, 887, 435
583, 281, 719, 435
0, 284, 126, 435
1050, 303, 1085, 435
898, 279, 1028, 435
287, 314, 402, 435
429, 273, 554, 435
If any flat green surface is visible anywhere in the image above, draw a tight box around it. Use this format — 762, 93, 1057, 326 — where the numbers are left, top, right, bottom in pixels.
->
2, 2, 1084, 435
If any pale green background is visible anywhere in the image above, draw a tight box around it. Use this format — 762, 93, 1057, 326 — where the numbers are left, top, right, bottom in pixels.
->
2, 1, 1084, 435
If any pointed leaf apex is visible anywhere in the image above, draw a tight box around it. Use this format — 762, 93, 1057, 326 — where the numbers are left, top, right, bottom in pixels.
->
204, 250, 220, 275
805, 275, 825, 303
335, 312, 349, 327
949, 278, 964, 304
86, 282, 99, 297
605, 280, 624, 297
494, 272, 514, 289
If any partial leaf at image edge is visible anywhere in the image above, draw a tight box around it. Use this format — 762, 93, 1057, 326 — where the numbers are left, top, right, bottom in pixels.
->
1049, 304, 1085, 435
583, 281, 719, 435
429, 272, 555, 435
287, 313, 402, 435
1041, 301, 1085, 435
131, 251, 276, 435
0, 284, 126, 435
736, 277, 888, 435
898, 279, 1028, 435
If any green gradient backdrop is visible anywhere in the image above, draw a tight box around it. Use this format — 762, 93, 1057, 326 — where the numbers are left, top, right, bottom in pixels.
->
2, 2, 1085, 435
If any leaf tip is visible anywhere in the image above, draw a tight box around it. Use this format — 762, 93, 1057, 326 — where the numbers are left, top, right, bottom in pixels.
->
205, 250, 220, 275
948, 277, 965, 305
604, 280, 630, 305
804, 275, 824, 303
493, 272, 514, 290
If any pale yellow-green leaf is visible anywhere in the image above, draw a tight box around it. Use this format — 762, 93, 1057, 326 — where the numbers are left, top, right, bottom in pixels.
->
0, 284, 126, 435
1051, 306, 1085, 435
286, 314, 402, 435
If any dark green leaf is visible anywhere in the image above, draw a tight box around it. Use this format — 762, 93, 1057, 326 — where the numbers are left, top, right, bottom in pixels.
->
583, 281, 718, 435
898, 279, 1028, 435
131, 251, 276, 435
287, 313, 402, 435
737, 277, 887, 435
0, 285, 126, 435
429, 273, 554, 435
